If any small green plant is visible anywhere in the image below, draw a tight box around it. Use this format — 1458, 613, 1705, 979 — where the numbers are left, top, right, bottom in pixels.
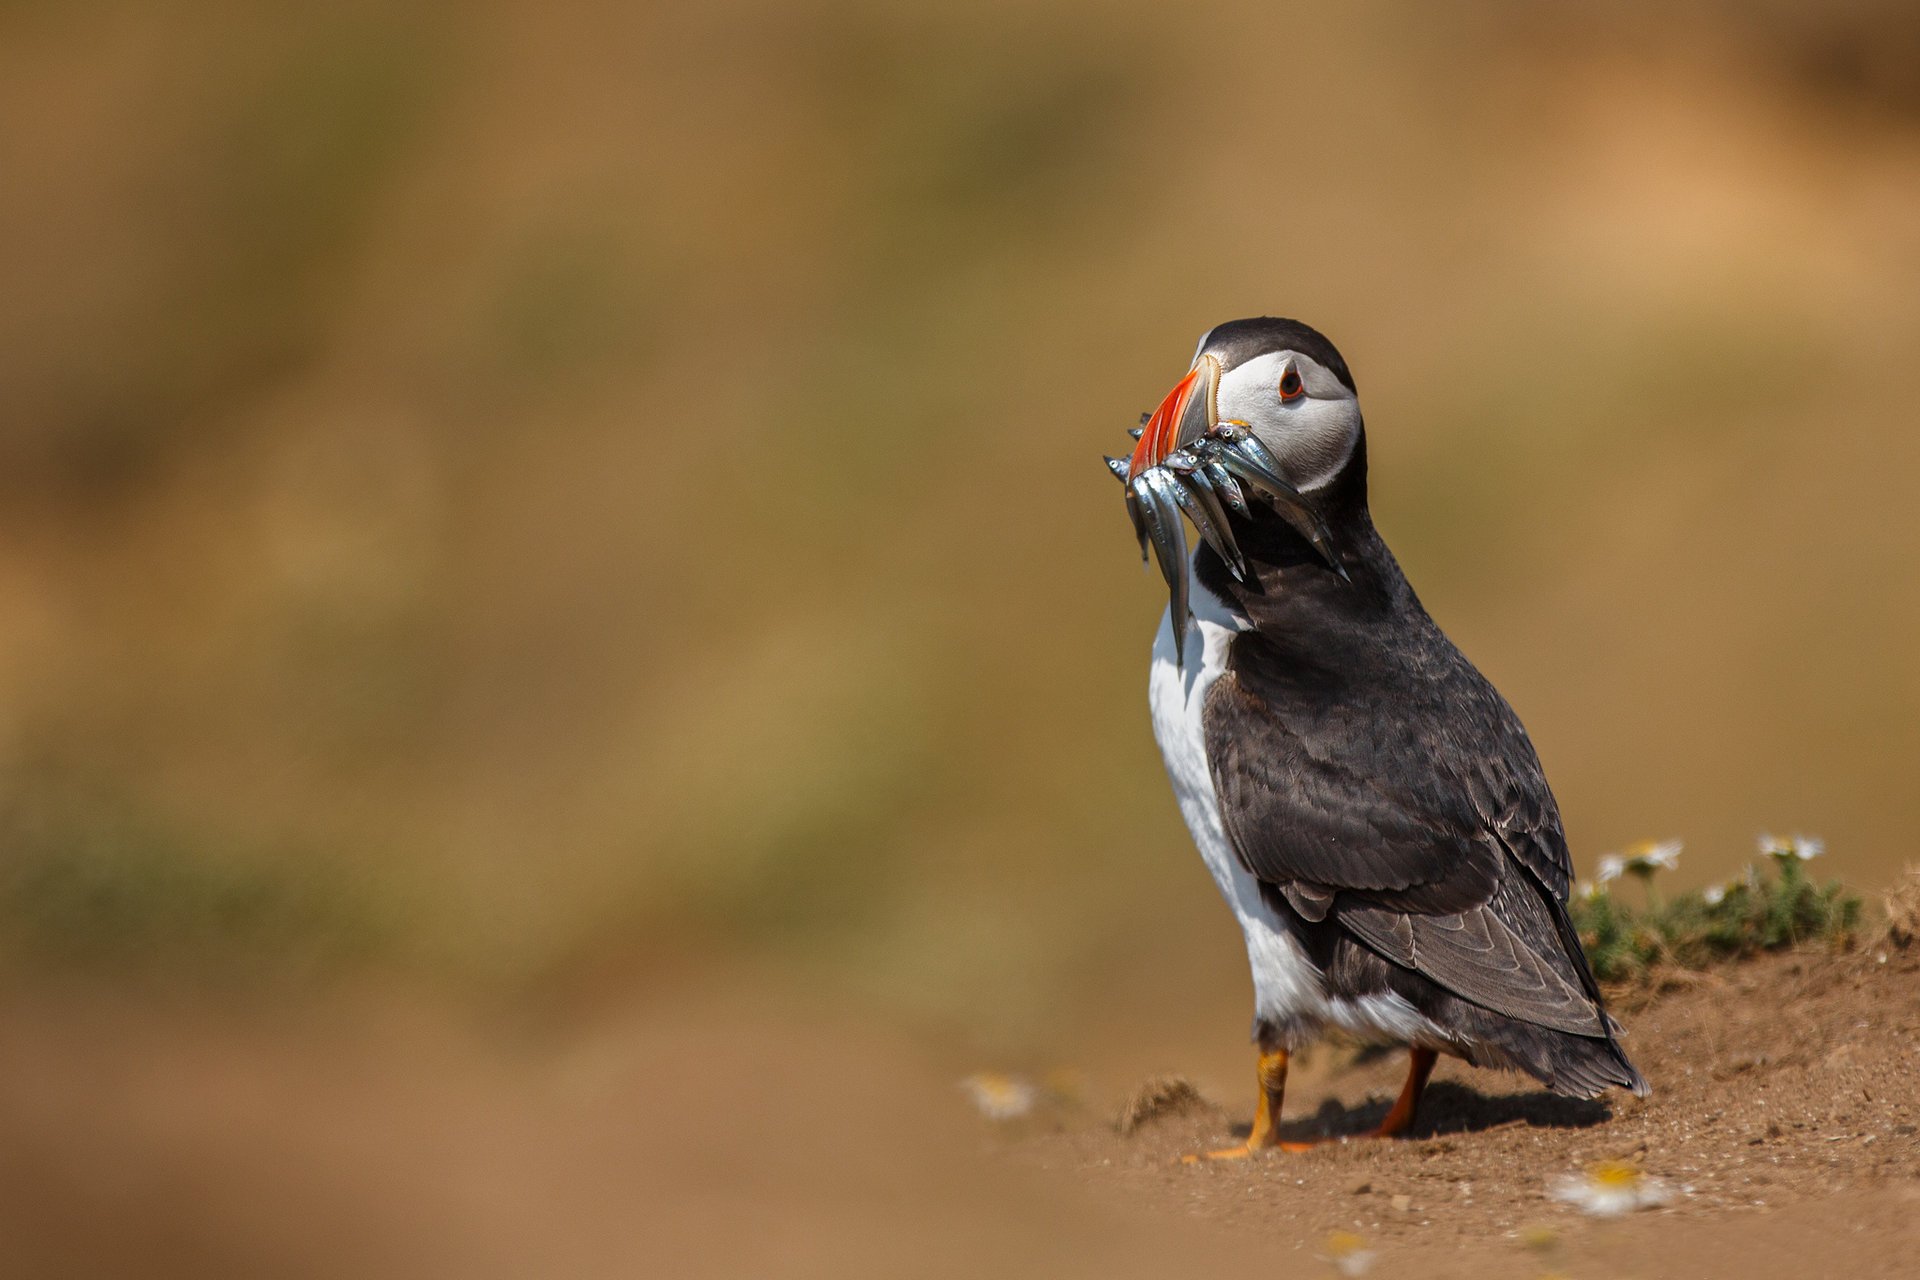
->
1570, 833, 1861, 983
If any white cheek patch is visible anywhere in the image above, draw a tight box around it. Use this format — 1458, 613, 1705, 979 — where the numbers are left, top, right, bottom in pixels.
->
1214, 353, 1361, 492
1269, 400, 1361, 491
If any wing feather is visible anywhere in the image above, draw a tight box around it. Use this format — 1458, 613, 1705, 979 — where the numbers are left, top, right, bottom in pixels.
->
1203, 625, 1603, 1035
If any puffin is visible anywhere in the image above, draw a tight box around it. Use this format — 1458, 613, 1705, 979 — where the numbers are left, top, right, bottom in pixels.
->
1105, 317, 1646, 1160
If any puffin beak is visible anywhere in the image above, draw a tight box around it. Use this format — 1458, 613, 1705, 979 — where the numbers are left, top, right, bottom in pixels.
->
1119, 355, 1220, 663
1105, 350, 1347, 663
1129, 354, 1220, 479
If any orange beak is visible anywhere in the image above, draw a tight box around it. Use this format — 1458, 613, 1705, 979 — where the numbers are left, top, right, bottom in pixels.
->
1128, 354, 1221, 479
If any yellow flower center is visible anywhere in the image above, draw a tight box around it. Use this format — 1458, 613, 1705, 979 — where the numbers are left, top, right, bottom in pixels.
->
1588, 1160, 1643, 1189
1323, 1232, 1368, 1257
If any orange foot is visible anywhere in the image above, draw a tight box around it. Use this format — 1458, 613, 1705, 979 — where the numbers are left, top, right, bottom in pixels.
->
1372, 1047, 1438, 1139
1177, 1046, 1318, 1164
1176, 1045, 1439, 1165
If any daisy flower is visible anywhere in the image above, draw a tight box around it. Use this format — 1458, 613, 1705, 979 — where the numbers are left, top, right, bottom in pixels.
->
1702, 882, 1727, 907
1620, 839, 1682, 874
1318, 1232, 1376, 1277
1758, 832, 1823, 863
960, 1072, 1038, 1121
1597, 840, 1679, 906
1549, 1160, 1675, 1217
1515, 1222, 1559, 1252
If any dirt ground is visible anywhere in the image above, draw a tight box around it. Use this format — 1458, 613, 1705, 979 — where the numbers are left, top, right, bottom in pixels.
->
0, 944, 1914, 1279
1018, 944, 1920, 1277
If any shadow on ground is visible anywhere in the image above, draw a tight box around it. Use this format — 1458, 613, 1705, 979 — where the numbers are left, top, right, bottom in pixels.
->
1260, 1080, 1612, 1144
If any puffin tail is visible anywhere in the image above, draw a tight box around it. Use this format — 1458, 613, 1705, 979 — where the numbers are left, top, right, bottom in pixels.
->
1531, 1029, 1649, 1100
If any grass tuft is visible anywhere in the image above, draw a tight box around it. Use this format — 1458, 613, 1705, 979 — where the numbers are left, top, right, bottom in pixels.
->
1571, 853, 1861, 984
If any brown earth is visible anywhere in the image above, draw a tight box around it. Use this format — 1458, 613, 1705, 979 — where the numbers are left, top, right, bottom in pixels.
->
0, 944, 1916, 1278
1020, 944, 1920, 1277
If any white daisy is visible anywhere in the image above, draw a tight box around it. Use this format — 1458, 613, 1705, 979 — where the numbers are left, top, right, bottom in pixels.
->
1575, 879, 1604, 901
960, 1072, 1038, 1121
1622, 839, 1682, 874
1702, 882, 1727, 907
1758, 832, 1823, 862
1596, 855, 1626, 884
1549, 1160, 1675, 1217
1319, 1232, 1376, 1277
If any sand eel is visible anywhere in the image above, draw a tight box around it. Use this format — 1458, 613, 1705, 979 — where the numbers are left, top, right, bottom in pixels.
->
1106, 317, 1647, 1160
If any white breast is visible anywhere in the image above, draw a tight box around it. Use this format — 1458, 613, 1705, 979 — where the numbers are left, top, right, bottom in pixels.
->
1147, 573, 1446, 1048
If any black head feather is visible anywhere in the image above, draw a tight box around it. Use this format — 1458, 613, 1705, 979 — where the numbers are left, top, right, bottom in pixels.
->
1197, 317, 1356, 394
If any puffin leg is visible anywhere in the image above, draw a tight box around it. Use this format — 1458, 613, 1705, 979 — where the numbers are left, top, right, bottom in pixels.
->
1371, 1047, 1439, 1139
1180, 1042, 1316, 1162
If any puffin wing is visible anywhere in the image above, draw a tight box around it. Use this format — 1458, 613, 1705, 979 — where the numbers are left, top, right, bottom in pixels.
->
1203, 633, 1606, 1036
1337, 875, 1607, 1036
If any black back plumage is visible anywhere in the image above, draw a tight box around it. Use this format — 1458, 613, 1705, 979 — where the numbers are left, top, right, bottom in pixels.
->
1192, 360, 1646, 1097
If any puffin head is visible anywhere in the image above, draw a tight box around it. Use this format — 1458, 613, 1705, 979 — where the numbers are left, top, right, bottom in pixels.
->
1130, 317, 1362, 494
1108, 318, 1362, 659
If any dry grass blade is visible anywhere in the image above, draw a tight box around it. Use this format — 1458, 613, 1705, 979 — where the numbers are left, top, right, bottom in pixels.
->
1115, 1075, 1208, 1135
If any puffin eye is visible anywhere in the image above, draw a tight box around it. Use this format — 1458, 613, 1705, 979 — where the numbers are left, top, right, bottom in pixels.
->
1278, 368, 1305, 401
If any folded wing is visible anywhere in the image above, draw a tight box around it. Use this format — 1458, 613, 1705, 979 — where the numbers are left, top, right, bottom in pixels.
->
1204, 631, 1607, 1037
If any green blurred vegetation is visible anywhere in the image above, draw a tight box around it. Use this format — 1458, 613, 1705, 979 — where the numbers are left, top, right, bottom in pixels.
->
0, 775, 401, 981
0, 0, 1918, 1053
1572, 854, 1863, 984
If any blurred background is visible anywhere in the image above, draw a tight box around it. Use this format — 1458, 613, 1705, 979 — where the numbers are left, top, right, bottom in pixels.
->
0, 0, 1917, 1274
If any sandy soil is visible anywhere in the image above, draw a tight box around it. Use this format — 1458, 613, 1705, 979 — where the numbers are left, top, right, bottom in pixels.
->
0, 969, 1260, 1280
0, 945, 1913, 1278
1019, 945, 1920, 1278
